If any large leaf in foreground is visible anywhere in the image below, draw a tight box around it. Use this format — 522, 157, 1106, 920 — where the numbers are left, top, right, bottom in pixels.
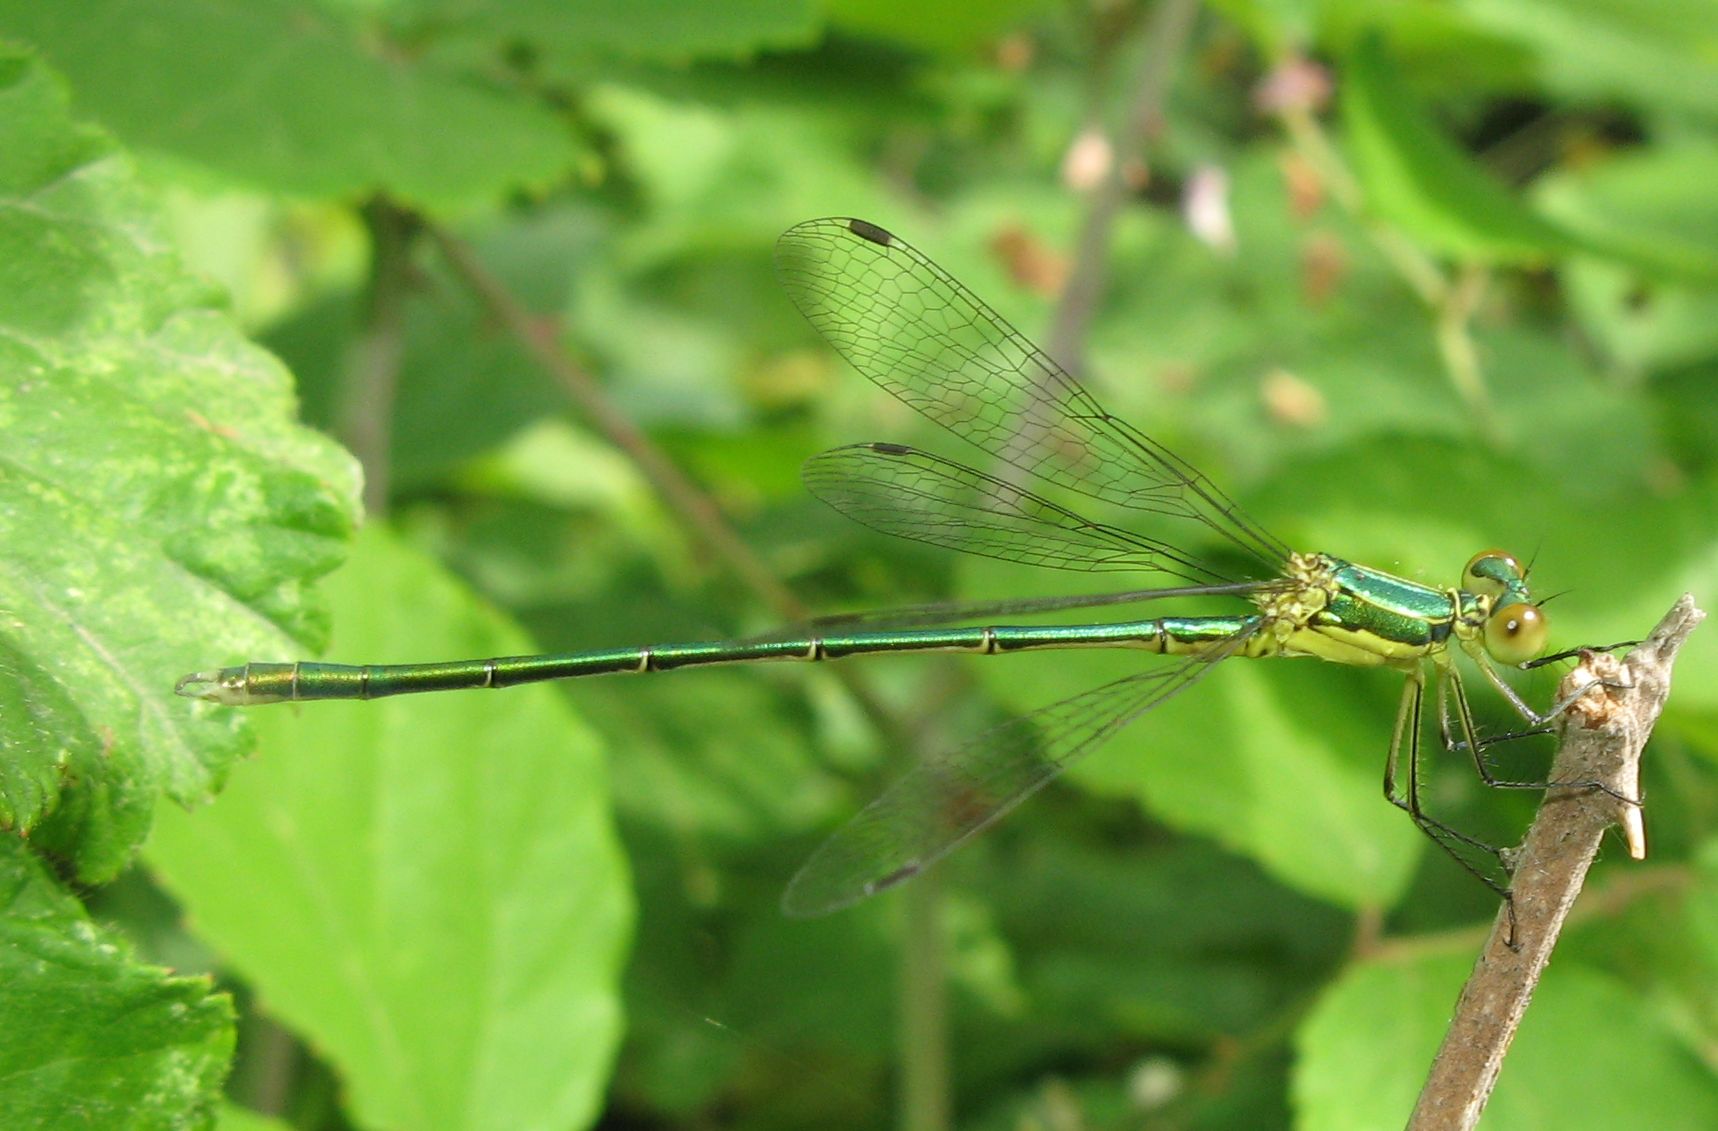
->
0, 0, 578, 210
0, 836, 233, 1130
1343, 33, 1571, 263
151, 528, 634, 1131
0, 49, 357, 879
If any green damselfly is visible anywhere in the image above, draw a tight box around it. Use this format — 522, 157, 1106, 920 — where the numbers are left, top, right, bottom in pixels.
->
179, 217, 1578, 918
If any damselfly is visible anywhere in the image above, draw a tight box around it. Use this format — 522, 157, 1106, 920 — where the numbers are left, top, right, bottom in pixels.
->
179, 217, 1577, 918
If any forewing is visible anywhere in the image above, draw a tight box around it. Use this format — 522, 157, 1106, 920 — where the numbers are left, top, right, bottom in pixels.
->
775, 217, 1288, 574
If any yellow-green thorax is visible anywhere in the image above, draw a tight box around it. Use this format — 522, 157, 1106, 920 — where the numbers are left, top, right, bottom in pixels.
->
1249, 550, 1545, 670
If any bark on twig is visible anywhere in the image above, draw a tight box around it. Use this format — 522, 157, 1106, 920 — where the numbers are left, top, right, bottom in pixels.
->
1407, 595, 1705, 1130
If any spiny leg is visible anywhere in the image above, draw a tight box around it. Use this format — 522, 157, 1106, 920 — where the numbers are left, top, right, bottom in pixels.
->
1386, 665, 1523, 943
1384, 670, 1516, 869
1427, 656, 1652, 946
1383, 667, 1425, 820
1524, 639, 1637, 669
1404, 668, 1522, 874
1453, 652, 1640, 806
1439, 663, 1550, 791
1472, 646, 1623, 732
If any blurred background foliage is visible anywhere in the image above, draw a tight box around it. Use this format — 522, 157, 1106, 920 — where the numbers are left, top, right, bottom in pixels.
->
2, 0, 1717, 1128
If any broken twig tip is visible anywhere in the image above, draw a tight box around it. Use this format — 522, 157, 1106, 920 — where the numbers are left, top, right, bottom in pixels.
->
1622, 807, 1647, 860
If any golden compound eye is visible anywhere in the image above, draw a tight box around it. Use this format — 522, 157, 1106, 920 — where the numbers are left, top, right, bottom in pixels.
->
1484, 602, 1548, 665
1463, 549, 1524, 599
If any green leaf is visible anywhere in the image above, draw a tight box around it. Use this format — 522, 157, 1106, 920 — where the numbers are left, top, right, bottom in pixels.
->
1295, 951, 1718, 1129
1562, 258, 1718, 378
1456, 0, 1718, 122
417, 0, 819, 61
583, 84, 890, 234
0, 837, 234, 1131
823, 0, 1056, 53
994, 838, 1348, 1042
0, 48, 358, 879
216, 1106, 292, 1131
1539, 143, 1718, 376
0, 0, 579, 210
1206, 0, 1320, 54
1537, 145, 1718, 286
1342, 33, 1571, 263
1108, 658, 1423, 910
149, 527, 634, 1131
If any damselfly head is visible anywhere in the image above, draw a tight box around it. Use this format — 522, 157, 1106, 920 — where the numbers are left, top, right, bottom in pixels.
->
1463, 549, 1547, 664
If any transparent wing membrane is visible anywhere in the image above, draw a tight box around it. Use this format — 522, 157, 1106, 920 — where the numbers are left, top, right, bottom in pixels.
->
781, 623, 1260, 916
176, 217, 1551, 931
804, 442, 1232, 582
776, 217, 1290, 577
771, 218, 1293, 914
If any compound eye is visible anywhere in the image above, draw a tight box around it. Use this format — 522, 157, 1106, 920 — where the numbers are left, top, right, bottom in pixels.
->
1463, 549, 1523, 599
1484, 602, 1547, 665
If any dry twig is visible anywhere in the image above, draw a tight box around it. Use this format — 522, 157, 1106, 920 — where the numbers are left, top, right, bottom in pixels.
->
1408, 595, 1705, 1130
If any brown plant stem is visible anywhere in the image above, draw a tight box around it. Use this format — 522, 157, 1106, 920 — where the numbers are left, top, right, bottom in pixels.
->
424, 223, 917, 768
340, 198, 417, 514
1046, 0, 1202, 371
